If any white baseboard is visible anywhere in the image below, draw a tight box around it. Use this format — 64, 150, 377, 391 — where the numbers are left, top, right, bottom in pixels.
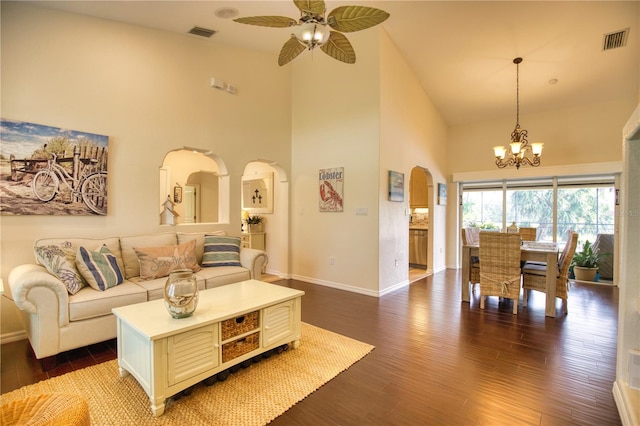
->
288, 274, 389, 297
613, 380, 640, 426
1, 330, 27, 345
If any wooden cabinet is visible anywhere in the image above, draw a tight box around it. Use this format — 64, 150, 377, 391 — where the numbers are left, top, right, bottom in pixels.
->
410, 168, 429, 208
241, 232, 265, 250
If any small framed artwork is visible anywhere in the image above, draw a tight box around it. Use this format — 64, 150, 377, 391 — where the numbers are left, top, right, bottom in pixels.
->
438, 183, 447, 205
242, 173, 273, 213
388, 170, 404, 202
173, 183, 183, 203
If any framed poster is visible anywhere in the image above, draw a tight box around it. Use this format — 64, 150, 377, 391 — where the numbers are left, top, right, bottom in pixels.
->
0, 118, 109, 215
438, 182, 447, 205
388, 170, 404, 202
319, 167, 344, 212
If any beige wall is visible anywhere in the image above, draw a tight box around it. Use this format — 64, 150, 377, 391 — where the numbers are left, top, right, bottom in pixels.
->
448, 98, 636, 174
379, 29, 449, 291
289, 30, 382, 295
288, 27, 451, 296
0, 3, 292, 336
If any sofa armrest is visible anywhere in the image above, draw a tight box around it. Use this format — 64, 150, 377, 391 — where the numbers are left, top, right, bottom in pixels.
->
8, 264, 70, 327
239, 248, 268, 280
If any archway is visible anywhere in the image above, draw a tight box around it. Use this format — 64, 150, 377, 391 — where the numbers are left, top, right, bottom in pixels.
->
242, 160, 289, 280
409, 166, 434, 279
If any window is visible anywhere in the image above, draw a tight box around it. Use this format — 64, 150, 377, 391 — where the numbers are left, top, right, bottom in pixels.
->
461, 176, 616, 249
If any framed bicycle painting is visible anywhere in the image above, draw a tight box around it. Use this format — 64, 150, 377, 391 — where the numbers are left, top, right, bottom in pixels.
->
0, 118, 109, 215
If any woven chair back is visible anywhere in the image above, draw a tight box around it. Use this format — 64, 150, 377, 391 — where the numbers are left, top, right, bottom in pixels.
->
519, 227, 537, 241
556, 231, 579, 299
461, 229, 481, 284
523, 231, 578, 300
478, 232, 522, 301
461, 227, 480, 245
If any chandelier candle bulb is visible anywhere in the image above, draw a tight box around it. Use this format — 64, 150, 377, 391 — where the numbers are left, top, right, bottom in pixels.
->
510, 141, 522, 154
532, 143, 544, 156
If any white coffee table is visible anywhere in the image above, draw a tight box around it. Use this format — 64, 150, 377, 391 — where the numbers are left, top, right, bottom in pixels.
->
112, 279, 304, 416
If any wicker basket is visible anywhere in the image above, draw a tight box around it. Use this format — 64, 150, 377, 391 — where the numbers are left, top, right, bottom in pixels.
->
222, 332, 260, 363
221, 311, 260, 341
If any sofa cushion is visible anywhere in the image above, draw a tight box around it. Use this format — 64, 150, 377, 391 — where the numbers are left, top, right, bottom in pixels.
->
34, 242, 87, 295
35, 237, 124, 277
119, 233, 178, 279
76, 245, 124, 291
197, 266, 251, 289
177, 231, 226, 264
202, 235, 242, 267
68, 281, 147, 321
133, 239, 201, 280
130, 273, 206, 301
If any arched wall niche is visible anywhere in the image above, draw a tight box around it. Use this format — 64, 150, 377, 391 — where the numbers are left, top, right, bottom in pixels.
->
160, 147, 229, 225
242, 159, 289, 279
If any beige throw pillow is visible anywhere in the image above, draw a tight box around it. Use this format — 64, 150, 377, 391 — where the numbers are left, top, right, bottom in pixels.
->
133, 239, 201, 280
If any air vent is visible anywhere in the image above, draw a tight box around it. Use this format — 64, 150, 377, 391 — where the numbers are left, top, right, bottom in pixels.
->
602, 28, 629, 51
188, 26, 216, 38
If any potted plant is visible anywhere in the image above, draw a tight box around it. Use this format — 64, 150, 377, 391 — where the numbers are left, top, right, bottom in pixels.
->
571, 240, 606, 282
246, 215, 264, 233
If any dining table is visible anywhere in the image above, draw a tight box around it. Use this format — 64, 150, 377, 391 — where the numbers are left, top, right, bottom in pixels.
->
461, 241, 560, 317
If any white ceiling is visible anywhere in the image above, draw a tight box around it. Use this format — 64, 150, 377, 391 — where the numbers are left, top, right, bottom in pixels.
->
26, 1, 639, 126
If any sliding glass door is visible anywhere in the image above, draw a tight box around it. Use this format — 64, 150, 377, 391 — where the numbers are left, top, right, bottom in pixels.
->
461, 177, 616, 247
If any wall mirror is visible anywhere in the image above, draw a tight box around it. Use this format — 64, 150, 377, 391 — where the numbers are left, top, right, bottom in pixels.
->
160, 148, 227, 224
242, 172, 273, 213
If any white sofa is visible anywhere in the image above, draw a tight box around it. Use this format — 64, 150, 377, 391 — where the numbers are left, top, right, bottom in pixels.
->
7, 231, 268, 369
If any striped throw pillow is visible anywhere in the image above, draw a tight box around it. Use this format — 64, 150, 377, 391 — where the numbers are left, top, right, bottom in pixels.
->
202, 235, 242, 267
76, 245, 124, 291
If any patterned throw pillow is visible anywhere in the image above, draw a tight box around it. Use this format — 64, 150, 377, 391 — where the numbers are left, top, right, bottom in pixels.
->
133, 239, 201, 280
34, 242, 87, 294
202, 235, 242, 267
76, 245, 124, 291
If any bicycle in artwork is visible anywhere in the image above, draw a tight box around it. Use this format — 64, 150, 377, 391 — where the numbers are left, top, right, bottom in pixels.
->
31, 145, 107, 215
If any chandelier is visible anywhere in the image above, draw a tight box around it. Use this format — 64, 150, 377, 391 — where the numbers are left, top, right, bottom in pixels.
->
493, 57, 543, 169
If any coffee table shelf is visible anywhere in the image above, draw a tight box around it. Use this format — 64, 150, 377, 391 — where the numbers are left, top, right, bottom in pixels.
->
112, 280, 304, 416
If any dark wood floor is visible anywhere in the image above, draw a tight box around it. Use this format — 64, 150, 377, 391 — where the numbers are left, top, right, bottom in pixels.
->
1, 269, 621, 425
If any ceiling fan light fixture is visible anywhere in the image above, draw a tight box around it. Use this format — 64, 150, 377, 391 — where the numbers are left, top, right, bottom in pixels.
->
295, 21, 330, 49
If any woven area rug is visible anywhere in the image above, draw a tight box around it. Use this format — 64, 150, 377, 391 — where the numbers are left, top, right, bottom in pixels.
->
1, 323, 374, 425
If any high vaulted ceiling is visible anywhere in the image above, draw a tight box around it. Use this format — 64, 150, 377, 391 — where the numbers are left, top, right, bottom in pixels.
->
26, 1, 639, 126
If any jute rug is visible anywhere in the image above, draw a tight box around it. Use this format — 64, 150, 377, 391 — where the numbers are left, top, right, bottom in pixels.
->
1, 323, 373, 425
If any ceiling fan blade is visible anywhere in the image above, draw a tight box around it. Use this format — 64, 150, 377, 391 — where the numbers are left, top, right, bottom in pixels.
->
327, 6, 390, 33
278, 36, 306, 66
320, 31, 356, 64
293, 0, 326, 15
234, 16, 297, 28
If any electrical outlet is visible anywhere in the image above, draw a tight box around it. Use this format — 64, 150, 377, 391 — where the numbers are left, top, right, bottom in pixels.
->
395, 258, 399, 266
329, 257, 335, 265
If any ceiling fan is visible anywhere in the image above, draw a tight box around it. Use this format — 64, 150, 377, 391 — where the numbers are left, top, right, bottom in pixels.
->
234, 0, 390, 66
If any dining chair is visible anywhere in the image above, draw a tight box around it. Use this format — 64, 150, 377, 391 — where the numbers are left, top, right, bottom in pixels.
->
519, 227, 537, 241
461, 228, 480, 291
522, 230, 578, 314
478, 232, 523, 315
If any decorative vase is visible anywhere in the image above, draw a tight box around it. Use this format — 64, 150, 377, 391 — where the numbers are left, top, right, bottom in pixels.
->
164, 269, 198, 319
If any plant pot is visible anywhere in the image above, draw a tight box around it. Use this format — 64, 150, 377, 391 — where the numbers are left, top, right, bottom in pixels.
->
573, 266, 598, 282
248, 223, 264, 233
